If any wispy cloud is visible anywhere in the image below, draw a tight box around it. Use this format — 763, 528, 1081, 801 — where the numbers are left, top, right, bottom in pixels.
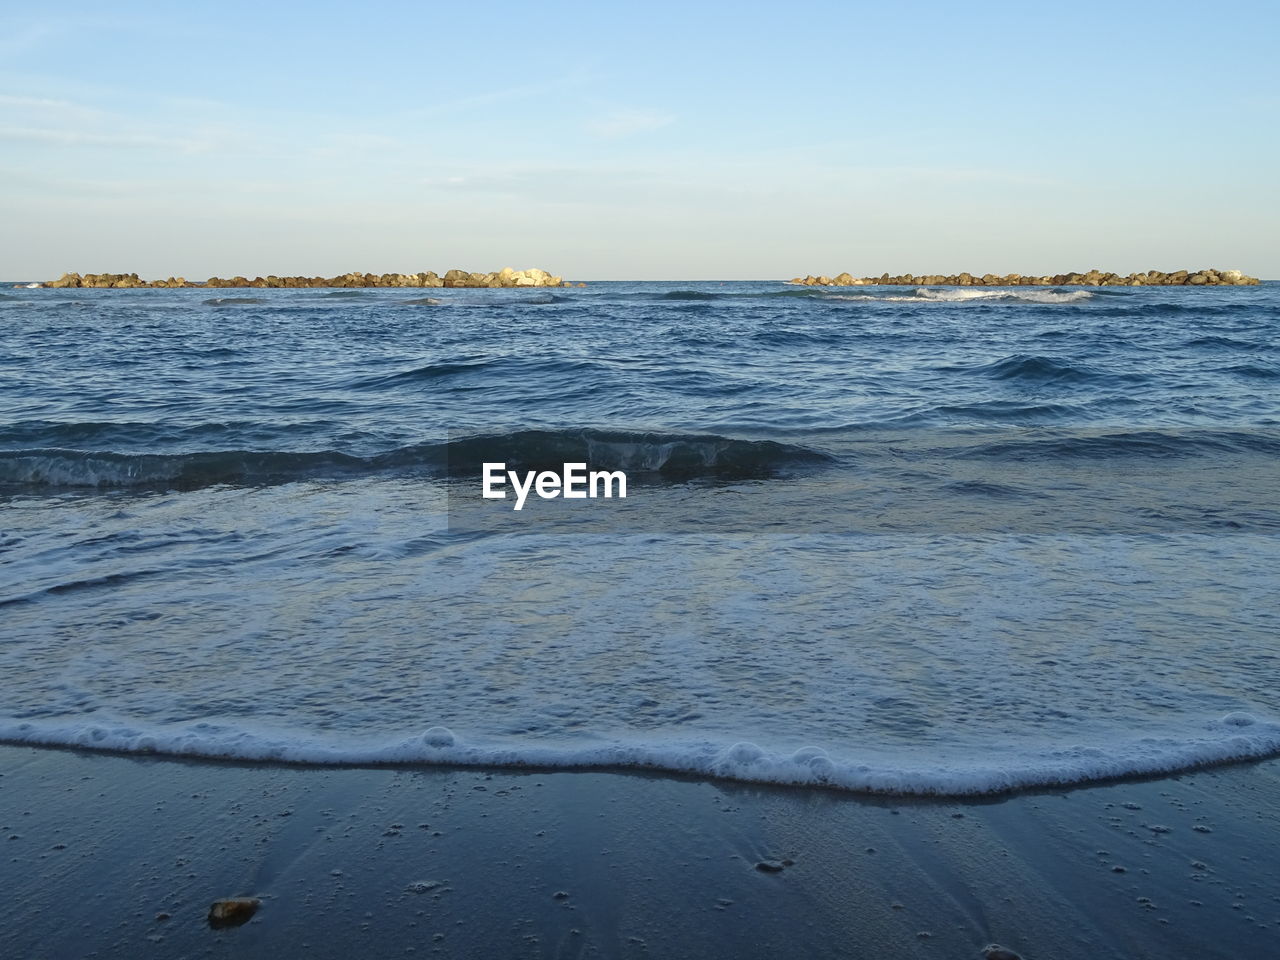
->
0, 90, 236, 155
586, 109, 674, 138
416, 163, 736, 208
0, 94, 87, 111
0, 22, 55, 57
0, 125, 211, 152
391, 68, 595, 124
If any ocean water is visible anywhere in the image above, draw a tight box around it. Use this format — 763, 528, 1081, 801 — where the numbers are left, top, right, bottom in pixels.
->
2, 281, 1278, 795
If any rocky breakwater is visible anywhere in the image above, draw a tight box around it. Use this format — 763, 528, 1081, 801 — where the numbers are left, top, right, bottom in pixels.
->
42, 267, 571, 289
788, 268, 1260, 287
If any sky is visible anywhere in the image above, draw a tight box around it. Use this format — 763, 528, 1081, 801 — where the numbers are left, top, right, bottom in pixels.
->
1, 0, 1277, 280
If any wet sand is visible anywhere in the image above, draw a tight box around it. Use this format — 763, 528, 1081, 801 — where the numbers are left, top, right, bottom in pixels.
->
3, 744, 1278, 959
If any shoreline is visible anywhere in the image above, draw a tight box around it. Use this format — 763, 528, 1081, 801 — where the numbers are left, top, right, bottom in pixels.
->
3, 742, 1277, 959
4, 728, 1280, 801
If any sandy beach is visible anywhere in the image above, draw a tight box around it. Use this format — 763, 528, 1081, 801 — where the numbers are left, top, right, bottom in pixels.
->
3, 744, 1277, 959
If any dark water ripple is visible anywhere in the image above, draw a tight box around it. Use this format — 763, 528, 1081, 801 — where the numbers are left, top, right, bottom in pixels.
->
1, 280, 1277, 474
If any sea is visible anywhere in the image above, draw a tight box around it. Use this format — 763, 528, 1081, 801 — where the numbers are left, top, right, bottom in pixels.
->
2, 281, 1278, 796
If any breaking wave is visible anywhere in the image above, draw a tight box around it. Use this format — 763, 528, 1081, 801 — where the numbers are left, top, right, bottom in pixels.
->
0, 430, 833, 490
821, 288, 1094, 304
631, 287, 1094, 305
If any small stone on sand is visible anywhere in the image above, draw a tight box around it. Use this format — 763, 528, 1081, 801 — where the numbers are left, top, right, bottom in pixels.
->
207, 897, 260, 928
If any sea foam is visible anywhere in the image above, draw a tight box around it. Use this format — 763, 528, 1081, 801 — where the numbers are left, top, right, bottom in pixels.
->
824, 288, 1093, 304
2, 713, 1277, 796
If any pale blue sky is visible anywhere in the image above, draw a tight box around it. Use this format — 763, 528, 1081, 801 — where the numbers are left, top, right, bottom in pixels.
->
2, 0, 1277, 279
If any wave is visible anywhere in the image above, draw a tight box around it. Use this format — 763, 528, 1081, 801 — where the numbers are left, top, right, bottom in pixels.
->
202, 297, 267, 306
942, 354, 1134, 385
0, 448, 369, 490
400, 297, 443, 306
443, 429, 833, 478
0, 430, 833, 490
633, 287, 1094, 305
942, 479, 1042, 498
1185, 335, 1270, 350
346, 356, 608, 389
1092, 302, 1272, 318
954, 428, 1280, 462
819, 288, 1094, 305
912, 287, 1093, 304
2, 712, 1277, 797
350, 358, 496, 387
898, 400, 1083, 423
1220, 363, 1280, 379
660, 290, 721, 301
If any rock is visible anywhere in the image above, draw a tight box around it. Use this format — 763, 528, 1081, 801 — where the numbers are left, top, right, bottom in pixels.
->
46, 265, 1254, 291
207, 897, 260, 928
406, 879, 444, 894
983, 946, 1022, 960
755, 860, 786, 873
784, 267, 1258, 287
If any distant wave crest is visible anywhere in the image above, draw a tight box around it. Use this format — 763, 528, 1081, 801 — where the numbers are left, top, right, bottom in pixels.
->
821, 288, 1094, 305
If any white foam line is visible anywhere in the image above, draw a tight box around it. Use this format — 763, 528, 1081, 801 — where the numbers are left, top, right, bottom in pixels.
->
821, 288, 1093, 304
2, 712, 1276, 797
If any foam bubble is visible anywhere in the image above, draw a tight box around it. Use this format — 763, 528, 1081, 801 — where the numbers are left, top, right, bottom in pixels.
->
422, 726, 456, 748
